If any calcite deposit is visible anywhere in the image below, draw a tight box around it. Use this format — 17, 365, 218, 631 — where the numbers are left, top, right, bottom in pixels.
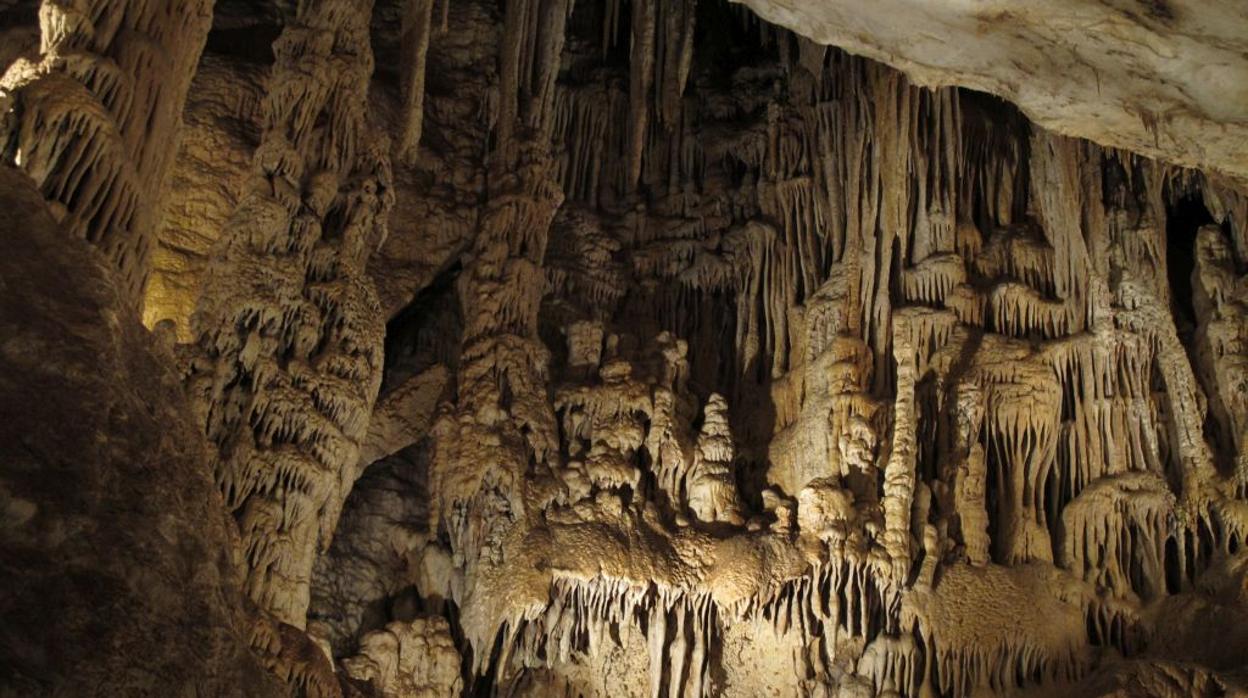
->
2, 1, 1248, 697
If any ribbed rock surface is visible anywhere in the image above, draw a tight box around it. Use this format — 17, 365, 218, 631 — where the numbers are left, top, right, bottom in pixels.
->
3, 1, 1248, 696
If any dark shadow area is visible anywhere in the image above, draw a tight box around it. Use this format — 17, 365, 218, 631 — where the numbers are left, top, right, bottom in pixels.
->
1165, 193, 1214, 339
205, 1, 288, 64
307, 440, 437, 657
381, 261, 463, 396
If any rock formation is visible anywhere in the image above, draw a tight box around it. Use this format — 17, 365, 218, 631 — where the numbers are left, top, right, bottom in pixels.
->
0, 157, 281, 697
3, 1, 1248, 697
0, 0, 214, 302
735, 0, 1248, 188
187, 0, 393, 633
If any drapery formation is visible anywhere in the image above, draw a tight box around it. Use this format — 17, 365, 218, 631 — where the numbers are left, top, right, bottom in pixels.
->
0, 0, 214, 303
3, 1, 1248, 697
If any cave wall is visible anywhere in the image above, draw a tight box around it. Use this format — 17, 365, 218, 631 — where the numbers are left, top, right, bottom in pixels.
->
0, 162, 284, 696
2, 1, 1248, 697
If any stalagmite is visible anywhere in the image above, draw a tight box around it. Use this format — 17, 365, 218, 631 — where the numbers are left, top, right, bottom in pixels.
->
1192, 225, 1248, 481
687, 394, 746, 526
342, 617, 462, 697
882, 314, 917, 579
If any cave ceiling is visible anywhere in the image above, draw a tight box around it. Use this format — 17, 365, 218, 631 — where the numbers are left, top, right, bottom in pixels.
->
737, 0, 1248, 186
1, 1, 1247, 697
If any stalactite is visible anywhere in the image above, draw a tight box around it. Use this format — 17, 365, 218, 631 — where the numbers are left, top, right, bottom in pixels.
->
148, 5, 1248, 695
553, 82, 626, 205
1061, 472, 1175, 603
903, 563, 1092, 697
6, 0, 1248, 695
397, 0, 436, 164
1029, 130, 1092, 324
0, 0, 214, 303
1044, 330, 1162, 505
318, 18, 1248, 691
899, 252, 966, 307
627, 0, 655, 187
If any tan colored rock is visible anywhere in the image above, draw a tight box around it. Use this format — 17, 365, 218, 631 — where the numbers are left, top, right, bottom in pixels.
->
358, 365, 450, 468
144, 54, 265, 339
0, 0, 215, 302
688, 393, 746, 526
735, 0, 1248, 186
188, 0, 392, 632
6, 1, 1248, 695
342, 617, 462, 697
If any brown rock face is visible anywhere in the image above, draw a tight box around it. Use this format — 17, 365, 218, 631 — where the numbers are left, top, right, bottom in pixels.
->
4, 1, 1248, 696
0, 165, 281, 696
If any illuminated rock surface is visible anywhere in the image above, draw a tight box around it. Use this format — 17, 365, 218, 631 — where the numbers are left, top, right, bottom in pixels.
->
736, 0, 1248, 187
2, 1, 1248, 696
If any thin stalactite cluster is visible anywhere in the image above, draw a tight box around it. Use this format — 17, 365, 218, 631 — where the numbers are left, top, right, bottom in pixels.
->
2, 1, 1248, 697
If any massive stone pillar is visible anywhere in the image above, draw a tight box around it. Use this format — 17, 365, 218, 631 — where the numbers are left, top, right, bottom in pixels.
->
426, 0, 570, 670
187, 0, 393, 630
